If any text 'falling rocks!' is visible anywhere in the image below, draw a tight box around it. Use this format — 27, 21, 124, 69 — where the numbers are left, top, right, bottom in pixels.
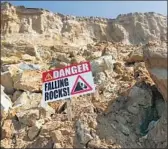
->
44, 78, 70, 101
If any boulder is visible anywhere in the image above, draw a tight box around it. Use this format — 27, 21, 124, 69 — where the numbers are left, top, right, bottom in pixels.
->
76, 120, 93, 145
1, 119, 14, 139
12, 90, 23, 102
16, 109, 40, 127
1, 85, 12, 113
41, 121, 62, 135
94, 72, 106, 84
128, 86, 152, 107
18, 63, 40, 71
146, 104, 167, 148
116, 115, 127, 124
143, 43, 167, 101
13, 92, 42, 110
57, 53, 71, 63
71, 55, 86, 64
50, 130, 64, 142
90, 51, 102, 59
13, 70, 42, 92
21, 54, 36, 61
0, 138, 12, 148
28, 122, 42, 140
125, 47, 143, 63
127, 105, 139, 115
91, 55, 115, 75
53, 143, 62, 148
1, 71, 15, 94
119, 123, 130, 136
1, 56, 20, 64
103, 46, 118, 60
1, 64, 22, 77
26, 136, 53, 148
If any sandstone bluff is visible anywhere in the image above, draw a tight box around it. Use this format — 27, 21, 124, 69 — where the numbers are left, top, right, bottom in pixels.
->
1, 2, 167, 148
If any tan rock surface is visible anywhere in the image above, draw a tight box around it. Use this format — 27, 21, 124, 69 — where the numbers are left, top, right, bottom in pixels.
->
1, 71, 14, 94
143, 42, 167, 101
13, 70, 42, 92
0, 2, 167, 149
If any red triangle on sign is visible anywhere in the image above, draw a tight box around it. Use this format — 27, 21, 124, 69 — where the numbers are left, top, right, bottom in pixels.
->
71, 75, 92, 95
45, 73, 53, 81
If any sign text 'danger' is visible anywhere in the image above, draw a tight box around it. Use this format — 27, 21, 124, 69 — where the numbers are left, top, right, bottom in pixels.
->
42, 62, 91, 82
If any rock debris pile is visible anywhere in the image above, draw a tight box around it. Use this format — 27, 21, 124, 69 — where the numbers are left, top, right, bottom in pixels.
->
1, 2, 167, 148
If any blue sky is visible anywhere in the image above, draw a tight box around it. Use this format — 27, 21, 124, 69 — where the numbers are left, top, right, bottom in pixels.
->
4, 1, 167, 18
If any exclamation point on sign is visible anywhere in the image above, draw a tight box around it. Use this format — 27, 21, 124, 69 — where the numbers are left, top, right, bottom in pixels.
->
67, 87, 70, 95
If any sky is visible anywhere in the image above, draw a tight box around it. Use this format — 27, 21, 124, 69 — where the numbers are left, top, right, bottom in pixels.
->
3, 1, 167, 18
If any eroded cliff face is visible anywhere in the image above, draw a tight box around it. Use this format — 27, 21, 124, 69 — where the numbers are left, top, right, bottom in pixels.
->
1, 2, 167, 149
1, 2, 167, 46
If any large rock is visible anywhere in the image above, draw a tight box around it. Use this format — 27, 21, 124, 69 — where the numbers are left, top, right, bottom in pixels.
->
71, 55, 86, 64
125, 47, 143, 63
1, 71, 15, 94
1, 85, 12, 113
16, 107, 54, 127
18, 63, 41, 71
91, 55, 115, 75
13, 70, 42, 92
16, 108, 40, 127
50, 130, 64, 143
76, 120, 93, 145
28, 122, 42, 140
12, 90, 23, 102
145, 104, 167, 148
1, 56, 20, 64
128, 86, 152, 107
1, 119, 15, 139
13, 92, 42, 110
143, 43, 167, 101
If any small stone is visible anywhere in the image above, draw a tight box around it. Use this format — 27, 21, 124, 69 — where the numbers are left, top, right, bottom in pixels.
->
119, 124, 130, 136
21, 54, 36, 61
60, 129, 71, 135
106, 137, 116, 145
127, 106, 139, 115
26, 136, 53, 148
76, 120, 93, 144
13, 92, 43, 111
53, 143, 62, 148
12, 90, 22, 102
16, 109, 40, 127
1, 56, 20, 64
71, 55, 86, 64
50, 130, 64, 142
41, 121, 61, 135
128, 86, 152, 107
1, 71, 14, 94
88, 139, 101, 148
95, 72, 106, 84
115, 115, 127, 124
91, 55, 115, 75
1, 138, 12, 148
28, 123, 42, 140
89, 120, 97, 129
13, 70, 42, 92
1, 86, 12, 113
2, 119, 14, 139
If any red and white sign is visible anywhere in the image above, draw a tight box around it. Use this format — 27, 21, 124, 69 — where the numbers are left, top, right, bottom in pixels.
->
42, 61, 95, 103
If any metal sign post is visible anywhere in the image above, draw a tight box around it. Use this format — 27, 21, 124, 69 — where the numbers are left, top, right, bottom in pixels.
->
67, 98, 73, 121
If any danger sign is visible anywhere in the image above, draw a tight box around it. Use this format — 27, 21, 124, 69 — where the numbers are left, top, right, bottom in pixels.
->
42, 61, 95, 103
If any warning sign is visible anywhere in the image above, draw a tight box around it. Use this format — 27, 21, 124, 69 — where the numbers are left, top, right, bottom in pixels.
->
42, 61, 95, 103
